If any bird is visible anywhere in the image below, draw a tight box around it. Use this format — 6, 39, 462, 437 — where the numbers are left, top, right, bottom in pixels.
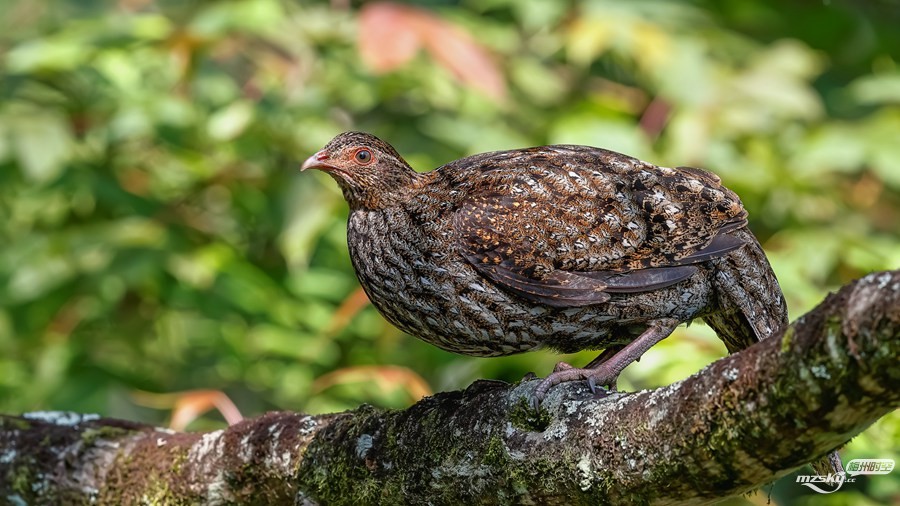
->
300, 131, 844, 475
301, 131, 788, 399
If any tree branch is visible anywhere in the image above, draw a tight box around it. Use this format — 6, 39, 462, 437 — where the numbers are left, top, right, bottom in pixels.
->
2, 271, 898, 505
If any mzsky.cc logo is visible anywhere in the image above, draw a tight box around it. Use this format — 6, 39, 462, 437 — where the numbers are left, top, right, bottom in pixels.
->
796, 459, 895, 494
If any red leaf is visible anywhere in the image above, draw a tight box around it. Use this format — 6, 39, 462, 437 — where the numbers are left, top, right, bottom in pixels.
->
311, 365, 432, 402
358, 2, 506, 100
358, 3, 421, 73
326, 286, 371, 336
417, 15, 506, 101
131, 389, 243, 431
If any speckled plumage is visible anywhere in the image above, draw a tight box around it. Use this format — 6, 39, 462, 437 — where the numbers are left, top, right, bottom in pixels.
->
301, 131, 788, 386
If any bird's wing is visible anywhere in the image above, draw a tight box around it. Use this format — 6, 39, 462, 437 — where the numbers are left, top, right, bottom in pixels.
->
450, 147, 748, 307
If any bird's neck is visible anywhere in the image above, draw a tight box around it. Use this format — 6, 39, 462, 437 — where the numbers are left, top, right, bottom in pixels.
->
346, 169, 428, 211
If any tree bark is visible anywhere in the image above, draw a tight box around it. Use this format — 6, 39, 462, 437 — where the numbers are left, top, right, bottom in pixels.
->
2, 270, 898, 505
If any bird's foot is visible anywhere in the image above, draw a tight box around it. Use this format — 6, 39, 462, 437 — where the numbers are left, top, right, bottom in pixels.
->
552, 361, 574, 372
552, 361, 618, 391
529, 320, 679, 410
531, 365, 617, 410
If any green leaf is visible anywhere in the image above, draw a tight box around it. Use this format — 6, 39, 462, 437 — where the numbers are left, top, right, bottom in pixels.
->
207, 101, 255, 141
848, 72, 900, 105
190, 0, 285, 36
11, 111, 73, 184
6, 38, 91, 73
510, 58, 568, 105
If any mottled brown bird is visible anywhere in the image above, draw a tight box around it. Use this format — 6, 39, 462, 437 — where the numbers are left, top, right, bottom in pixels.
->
301, 131, 792, 400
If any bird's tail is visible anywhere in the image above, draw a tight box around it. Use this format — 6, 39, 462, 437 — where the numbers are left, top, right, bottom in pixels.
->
704, 228, 843, 476
703, 227, 788, 351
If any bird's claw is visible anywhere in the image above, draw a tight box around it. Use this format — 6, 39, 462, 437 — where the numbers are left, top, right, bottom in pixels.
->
529, 365, 617, 411
587, 376, 618, 395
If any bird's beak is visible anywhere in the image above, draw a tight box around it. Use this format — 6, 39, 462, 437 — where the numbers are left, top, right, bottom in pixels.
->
300, 151, 334, 172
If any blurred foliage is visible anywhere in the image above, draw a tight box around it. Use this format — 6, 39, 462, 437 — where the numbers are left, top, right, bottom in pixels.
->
0, 0, 898, 503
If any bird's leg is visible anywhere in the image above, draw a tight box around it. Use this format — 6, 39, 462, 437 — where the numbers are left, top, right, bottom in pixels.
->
583, 345, 626, 393
532, 319, 679, 408
551, 344, 624, 376
584, 345, 625, 369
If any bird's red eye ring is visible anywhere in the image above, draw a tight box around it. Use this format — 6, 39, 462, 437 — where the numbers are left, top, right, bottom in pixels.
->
354, 148, 373, 164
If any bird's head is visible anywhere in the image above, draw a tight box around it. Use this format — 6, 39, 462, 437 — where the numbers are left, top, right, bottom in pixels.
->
301, 131, 420, 209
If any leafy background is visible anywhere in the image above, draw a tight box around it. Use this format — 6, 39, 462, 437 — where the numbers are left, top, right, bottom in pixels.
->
1, 0, 898, 503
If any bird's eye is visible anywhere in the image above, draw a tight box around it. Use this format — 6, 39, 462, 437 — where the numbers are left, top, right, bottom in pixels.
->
354, 149, 373, 164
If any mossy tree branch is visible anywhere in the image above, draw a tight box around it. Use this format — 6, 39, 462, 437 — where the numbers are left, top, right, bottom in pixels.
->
2, 270, 898, 505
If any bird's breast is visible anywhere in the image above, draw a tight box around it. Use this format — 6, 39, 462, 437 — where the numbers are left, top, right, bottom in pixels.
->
348, 209, 503, 354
